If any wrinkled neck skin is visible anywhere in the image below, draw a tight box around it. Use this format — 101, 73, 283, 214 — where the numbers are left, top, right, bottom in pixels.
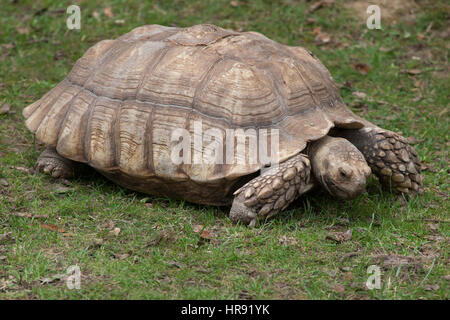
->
307, 136, 371, 199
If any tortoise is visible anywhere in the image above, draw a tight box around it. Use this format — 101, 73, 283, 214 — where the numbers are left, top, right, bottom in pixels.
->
23, 24, 423, 226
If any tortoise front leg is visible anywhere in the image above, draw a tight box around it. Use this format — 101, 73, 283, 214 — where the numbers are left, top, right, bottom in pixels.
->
336, 127, 424, 194
229, 154, 313, 226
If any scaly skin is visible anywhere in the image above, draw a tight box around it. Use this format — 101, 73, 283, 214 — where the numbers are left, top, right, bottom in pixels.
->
335, 127, 424, 194
229, 154, 312, 226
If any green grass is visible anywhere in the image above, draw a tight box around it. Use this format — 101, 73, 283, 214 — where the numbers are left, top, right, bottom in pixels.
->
0, 0, 448, 299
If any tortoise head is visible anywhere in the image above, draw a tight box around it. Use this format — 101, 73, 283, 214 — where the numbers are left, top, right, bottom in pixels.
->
309, 136, 371, 199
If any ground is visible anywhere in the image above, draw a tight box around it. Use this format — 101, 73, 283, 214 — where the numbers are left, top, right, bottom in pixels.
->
0, 0, 448, 299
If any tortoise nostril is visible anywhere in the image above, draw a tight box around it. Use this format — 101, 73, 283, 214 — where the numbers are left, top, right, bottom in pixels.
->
339, 167, 353, 179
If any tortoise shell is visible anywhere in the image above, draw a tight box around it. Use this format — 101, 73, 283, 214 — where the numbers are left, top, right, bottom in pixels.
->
23, 24, 363, 205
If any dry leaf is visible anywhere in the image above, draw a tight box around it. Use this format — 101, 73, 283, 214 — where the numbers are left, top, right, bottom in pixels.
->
307, 1, 324, 13
92, 11, 100, 20
230, 1, 239, 7
0, 232, 12, 242
413, 78, 424, 88
2, 43, 14, 50
152, 4, 167, 15
428, 223, 439, 232
403, 69, 421, 75
326, 229, 352, 243
54, 186, 74, 194
167, 260, 184, 268
278, 235, 298, 246
48, 8, 66, 17
307, 0, 334, 14
352, 91, 367, 99
340, 252, 360, 262
200, 229, 212, 240
0, 278, 16, 291
53, 51, 66, 61
238, 290, 253, 299
40, 224, 65, 233
11, 166, 30, 173
305, 17, 317, 25
114, 19, 125, 25
0, 104, 12, 115
113, 253, 129, 260
145, 202, 153, 208
40, 273, 65, 284
438, 107, 448, 118
379, 47, 393, 52
193, 224, 218, 245
110, 227, 121, 236
196, 266, 211, 274
343, 272, 353, 281
103, 7, 114, 18
343, 80, 352, 88
313, 26, 331, 44
327, 270, 338, 278
425, 284, 440, 291
341, 266, 352, 272
341, 229, 352, 241
193, 224, 204, 233
0, 178, 8, 187
316, 32, 330, 43
16, 27, 30, 35
332, 283, 346, 293
193, 224, 212, 239
102, 220, 116, 230
12, 212, 48, 219
352, 63, 371, 75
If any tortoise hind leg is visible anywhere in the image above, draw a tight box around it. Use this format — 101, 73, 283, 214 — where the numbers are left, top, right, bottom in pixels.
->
230, 154, 313, 226
36, 146, 77, 179
335, 127, 424, 194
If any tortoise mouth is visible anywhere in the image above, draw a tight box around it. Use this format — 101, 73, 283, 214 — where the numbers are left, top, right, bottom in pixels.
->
322, 175, 362, 200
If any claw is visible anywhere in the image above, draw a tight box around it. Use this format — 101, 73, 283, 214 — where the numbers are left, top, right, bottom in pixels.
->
43, 164, 55, 174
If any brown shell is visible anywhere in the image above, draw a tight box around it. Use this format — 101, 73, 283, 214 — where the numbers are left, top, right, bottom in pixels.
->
23, 24, 363, 205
